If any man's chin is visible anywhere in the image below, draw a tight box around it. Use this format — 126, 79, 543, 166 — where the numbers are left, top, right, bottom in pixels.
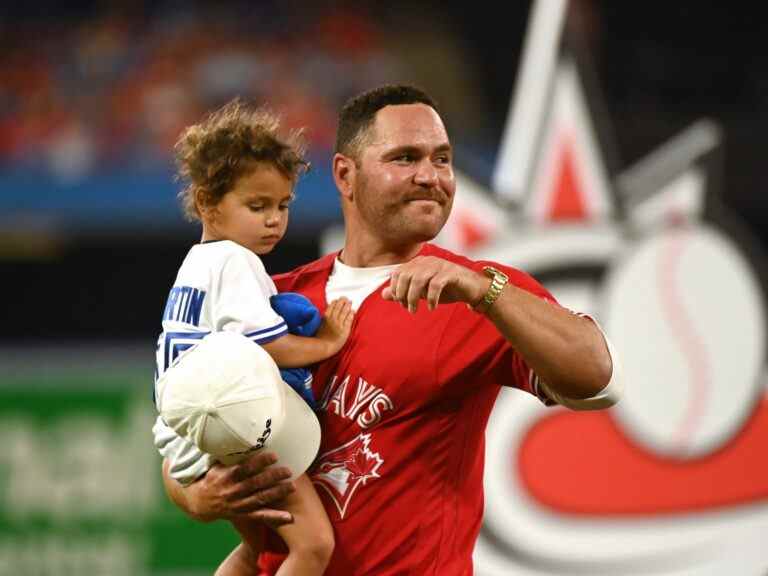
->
403, 219, 446, 243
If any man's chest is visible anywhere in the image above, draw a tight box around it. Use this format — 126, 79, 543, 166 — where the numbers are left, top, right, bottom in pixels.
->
313, 298, 454, 430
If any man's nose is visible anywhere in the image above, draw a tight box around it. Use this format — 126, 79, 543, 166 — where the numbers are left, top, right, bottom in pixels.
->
413, 159, 439, 187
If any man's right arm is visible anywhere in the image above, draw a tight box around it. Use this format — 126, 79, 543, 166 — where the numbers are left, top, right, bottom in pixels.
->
161, 451, 297, 527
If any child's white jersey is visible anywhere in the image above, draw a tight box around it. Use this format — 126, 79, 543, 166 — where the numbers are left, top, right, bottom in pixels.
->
154, 240, 287, 387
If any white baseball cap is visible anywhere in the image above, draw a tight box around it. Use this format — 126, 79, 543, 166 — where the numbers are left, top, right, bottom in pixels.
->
155, 331, 321, 478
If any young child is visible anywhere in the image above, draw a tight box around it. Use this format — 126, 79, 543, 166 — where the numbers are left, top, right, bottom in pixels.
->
152, 99, 350, 575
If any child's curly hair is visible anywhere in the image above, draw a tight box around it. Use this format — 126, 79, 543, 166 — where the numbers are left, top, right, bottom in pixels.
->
175, 99, 310, 221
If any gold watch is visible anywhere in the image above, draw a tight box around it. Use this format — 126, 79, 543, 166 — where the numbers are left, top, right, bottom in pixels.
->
470, 266, 509, 314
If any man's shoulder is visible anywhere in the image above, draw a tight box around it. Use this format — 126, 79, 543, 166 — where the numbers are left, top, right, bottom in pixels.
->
272, 252, 337, 291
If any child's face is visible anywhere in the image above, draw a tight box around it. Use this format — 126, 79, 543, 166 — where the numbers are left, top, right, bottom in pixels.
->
206, 164, 293, 255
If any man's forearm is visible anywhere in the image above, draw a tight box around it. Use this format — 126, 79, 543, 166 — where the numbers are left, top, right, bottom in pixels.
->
485, 284, 613, 400
381, 255, 616, 402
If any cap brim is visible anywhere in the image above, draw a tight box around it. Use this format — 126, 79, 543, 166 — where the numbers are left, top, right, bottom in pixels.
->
265, 379, 321, 478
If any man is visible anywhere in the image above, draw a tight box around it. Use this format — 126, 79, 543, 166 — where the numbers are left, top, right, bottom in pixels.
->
161, 84, 622, 575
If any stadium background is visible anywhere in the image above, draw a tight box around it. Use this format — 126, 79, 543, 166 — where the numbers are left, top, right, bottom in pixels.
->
1, 1, 766, 574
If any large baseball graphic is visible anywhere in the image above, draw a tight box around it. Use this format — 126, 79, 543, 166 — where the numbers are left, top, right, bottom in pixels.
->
601, 223, 766, 458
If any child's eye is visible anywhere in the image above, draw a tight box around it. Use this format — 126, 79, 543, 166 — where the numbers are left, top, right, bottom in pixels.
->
249, 205, 264, 212
279, 204, 290, 211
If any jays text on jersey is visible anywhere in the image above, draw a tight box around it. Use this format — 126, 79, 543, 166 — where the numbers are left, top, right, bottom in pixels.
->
259, 243, 557, 576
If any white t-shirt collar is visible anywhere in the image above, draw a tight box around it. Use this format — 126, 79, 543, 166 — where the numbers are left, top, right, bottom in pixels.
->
325, 257, 400, 311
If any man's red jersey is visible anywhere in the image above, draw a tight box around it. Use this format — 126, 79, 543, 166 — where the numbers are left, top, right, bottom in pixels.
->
260, 244, 556, 575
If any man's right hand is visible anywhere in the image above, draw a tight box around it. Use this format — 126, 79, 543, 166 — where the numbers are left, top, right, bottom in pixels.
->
163, 451, 296, 529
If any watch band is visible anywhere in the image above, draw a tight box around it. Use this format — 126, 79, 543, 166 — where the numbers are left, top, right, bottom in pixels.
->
471, 266, 509, 314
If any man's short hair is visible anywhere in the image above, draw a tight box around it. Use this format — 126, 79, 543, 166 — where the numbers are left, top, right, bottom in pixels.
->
335, 84, 440, 160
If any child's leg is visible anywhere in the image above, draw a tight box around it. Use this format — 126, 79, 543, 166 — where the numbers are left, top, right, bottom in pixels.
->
273, 474, 334, 576
214, 519, 266, 576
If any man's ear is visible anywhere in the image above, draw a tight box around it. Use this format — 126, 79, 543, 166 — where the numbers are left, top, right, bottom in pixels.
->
333, 153, 356, 202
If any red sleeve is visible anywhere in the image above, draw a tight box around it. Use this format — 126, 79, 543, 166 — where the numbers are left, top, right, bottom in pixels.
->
436, 262, 559, 404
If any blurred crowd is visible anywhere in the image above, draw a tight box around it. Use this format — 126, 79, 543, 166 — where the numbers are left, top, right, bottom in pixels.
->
0, 2, 406, 181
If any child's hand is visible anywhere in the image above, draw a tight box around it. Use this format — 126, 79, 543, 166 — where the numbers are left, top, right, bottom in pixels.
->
316, 298, 354, 356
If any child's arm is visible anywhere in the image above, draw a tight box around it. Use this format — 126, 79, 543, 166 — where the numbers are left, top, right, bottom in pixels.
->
262, 297, 354, 367
215, 520, 265, 576
272, 474, 334, 576
221, 476, 333, 576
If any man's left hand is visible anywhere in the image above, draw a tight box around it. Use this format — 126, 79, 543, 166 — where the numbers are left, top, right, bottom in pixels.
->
382, 256, 490, 313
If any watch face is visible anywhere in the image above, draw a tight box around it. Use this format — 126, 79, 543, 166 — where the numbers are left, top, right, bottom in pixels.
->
485, 266, 508, 281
